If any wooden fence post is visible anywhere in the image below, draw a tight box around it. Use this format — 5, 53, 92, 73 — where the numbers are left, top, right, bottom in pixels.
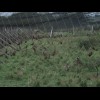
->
50, 26, 53, 38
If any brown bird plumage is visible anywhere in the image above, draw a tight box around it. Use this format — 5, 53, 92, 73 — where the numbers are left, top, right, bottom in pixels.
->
92, 47, 98, 51
59, 41, 62, 44
76, 57, 83, 65
11, 51, 16, 56
88, 51, 93, 57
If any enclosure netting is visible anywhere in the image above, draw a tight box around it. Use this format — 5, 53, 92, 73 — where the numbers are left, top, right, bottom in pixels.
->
0, 12, 100, 55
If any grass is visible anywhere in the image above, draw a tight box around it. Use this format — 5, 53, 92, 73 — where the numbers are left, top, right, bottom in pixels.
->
0, 32, 100, 87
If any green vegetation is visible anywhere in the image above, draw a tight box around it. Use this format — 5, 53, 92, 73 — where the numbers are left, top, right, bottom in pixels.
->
0, 33, 100, 87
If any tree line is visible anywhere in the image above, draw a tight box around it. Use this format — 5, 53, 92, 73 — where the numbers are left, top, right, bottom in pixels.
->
0, 12, 99, 28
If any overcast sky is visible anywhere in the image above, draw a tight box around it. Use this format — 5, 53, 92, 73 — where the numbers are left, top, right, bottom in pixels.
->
0, 12, 100, 17
0, 12, 54, 16
0, 12, 14, 16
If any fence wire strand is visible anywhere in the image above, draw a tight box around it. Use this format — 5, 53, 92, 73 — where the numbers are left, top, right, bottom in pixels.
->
0, 12, 100, 57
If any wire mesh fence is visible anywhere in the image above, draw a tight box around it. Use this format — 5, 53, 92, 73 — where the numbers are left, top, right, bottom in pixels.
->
0, 12, 100, 58
0, 12, 100, 86
0, 12, 99, 54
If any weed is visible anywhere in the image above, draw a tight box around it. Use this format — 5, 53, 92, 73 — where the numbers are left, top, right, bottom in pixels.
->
80, 80, 87, 87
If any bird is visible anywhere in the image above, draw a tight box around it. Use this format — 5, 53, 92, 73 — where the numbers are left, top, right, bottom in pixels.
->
31, 42, 34, 46
76, 57, 83, 65
32, 45, 37, 53
43, 51, 50, 59
24, 40, 27, 43
4, 50, 8, 59
32, 35, 35, 40
59, 41, 62, 44
25, 45, 28, 49
11, 51, 16, 56
5, 49, 8, 54
92, 47, 98, 51
88, 51, 93, 57
52, 48, 58, 56
16, 40, 21, 45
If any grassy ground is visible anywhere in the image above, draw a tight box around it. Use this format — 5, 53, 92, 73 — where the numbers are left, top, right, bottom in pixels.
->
0, 33, 100, 87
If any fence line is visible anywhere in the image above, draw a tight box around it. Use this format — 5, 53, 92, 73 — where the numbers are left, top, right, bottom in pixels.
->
0, 12, 100, 54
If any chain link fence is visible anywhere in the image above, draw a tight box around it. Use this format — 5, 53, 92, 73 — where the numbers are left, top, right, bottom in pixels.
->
0, 12, 100, 86
0, 12, 100, 56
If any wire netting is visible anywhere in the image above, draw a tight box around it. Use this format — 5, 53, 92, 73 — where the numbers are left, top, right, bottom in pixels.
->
0, 12, 100, 57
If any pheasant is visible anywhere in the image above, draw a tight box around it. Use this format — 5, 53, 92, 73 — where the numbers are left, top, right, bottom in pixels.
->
88, 51, 93, 57
76, 57, 83, 65
11, 51, 16, 56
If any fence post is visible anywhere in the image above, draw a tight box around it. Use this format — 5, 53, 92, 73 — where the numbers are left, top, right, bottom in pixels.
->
50, 26, 53, 38
91, 25, 94, 34
73, 27, 75, 35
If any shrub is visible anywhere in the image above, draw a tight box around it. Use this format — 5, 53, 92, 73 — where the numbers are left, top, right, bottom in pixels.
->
5, 70, 24, 81
80, 80, 87, 87
96, 81, 100, 87
79, 36, 100, 50
79, 40, 91, 50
